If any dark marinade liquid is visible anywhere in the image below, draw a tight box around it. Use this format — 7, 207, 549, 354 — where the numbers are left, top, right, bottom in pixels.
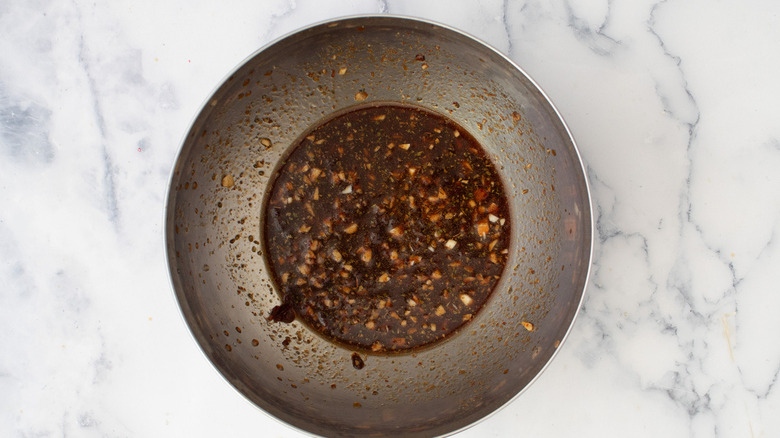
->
264, 104, 511, 353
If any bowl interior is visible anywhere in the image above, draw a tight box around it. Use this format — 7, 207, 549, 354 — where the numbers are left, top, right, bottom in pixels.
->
166, 16, 591, 438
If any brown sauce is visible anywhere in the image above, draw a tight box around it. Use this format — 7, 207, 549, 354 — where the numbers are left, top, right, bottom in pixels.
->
264, 104, 511, 353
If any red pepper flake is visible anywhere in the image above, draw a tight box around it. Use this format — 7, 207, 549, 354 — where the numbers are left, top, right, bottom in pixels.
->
269, 302, 295, 323
476, 220, 490, 238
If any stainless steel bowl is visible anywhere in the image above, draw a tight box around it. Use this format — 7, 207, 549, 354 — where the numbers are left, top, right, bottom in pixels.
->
165, 15, 591, 437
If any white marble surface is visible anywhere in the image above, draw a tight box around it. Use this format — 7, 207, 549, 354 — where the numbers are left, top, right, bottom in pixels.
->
2, 0, 779, 436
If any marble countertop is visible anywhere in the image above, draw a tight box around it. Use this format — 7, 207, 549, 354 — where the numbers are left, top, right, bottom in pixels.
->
2, 1, 779, 436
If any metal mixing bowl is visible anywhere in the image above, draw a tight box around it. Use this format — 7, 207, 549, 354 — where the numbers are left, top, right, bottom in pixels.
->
165, 15, 592, 437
